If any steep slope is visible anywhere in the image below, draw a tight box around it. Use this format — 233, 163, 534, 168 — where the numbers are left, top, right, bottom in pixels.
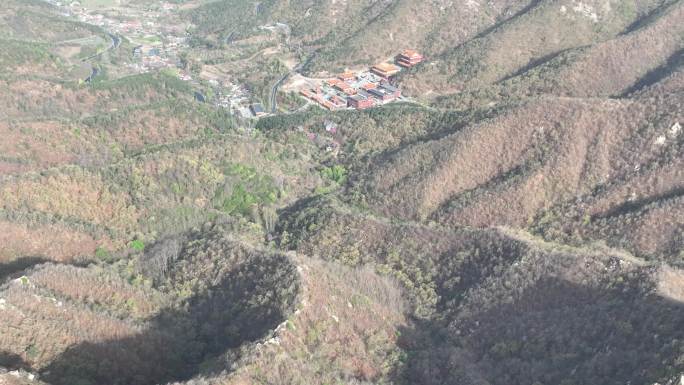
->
0, 0, 101, 43
301, 0, 536, 74
186, 0, 682, 100
279, 196, 531, 318
0, 224, 410, 385
0, 98, 235, 175
220, 256, 407, 385
0, 73, 193, 121
2, 1, 684, 384
628, 50, 684, 97
501, 0, 684, 98
411, 244, 684, 385
352, 90, 682, 261
0, 229, 301, 385
403, 0, 670, 95
278, 197, 684, 385
186, 0, 537, 73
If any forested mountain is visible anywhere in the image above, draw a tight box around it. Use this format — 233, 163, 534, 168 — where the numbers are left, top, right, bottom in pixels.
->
0, 0, 682, 384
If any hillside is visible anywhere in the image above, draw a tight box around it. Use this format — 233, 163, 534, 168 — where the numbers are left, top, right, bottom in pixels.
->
186, 0, 682, 97
0, 224, 410, 385
402, 0, 679, 95
1, 0, 684, 384
278, 197, 684, 385
351, 81, 682, 262
185, 0, 538, 72
1, 228, 299, 385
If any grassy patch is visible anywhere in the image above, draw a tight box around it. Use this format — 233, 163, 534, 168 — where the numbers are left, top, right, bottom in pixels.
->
212, 163, 280, 217
129, 239, 145, 252
320, 165, 347, 185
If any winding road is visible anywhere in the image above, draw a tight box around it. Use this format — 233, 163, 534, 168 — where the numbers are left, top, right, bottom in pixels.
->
269, 55, 314, 113
83, 32, 120, 62
83, 32, 121, 83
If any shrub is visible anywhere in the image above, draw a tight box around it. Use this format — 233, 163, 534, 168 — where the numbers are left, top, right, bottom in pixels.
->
321, 165, 347, 185
129, 239, 145, 252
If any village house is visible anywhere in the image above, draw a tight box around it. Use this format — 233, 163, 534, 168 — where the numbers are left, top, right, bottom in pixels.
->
329, 95, 347, 109
338, 71, 355, 82
361, 82, 377, 91
334, 82, 355, 95
347, 90, 375, 109
368, 83, 401, 102
324, 120, 338, 134
326, 78, 342, 87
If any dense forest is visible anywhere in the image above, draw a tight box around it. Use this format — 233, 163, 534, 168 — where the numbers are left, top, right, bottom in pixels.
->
0, 0, 683, 384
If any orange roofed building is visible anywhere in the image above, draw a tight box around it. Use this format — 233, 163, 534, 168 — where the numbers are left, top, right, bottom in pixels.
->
371, 63, 401, 78
326, 78, 342, 87
338, 71, 355, 81
361, 82, 377, 91
334, 82, 356, 95
396, 49, 424, 68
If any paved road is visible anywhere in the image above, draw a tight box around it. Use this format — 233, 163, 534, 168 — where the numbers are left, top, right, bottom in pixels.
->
269, 55, 314, 113
40, 0, 120, 83
85, 67, 99, 83
269, 72, 290, 113
83, 32, 120, 82
82, 32, 120, 62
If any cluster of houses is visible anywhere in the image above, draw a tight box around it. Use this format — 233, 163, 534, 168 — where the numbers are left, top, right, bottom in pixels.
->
297, 120, 341, 155
131, 45, 178, 71
299, 49, 424, 111
56, 0, 268, 119
57, 0, 189, 75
